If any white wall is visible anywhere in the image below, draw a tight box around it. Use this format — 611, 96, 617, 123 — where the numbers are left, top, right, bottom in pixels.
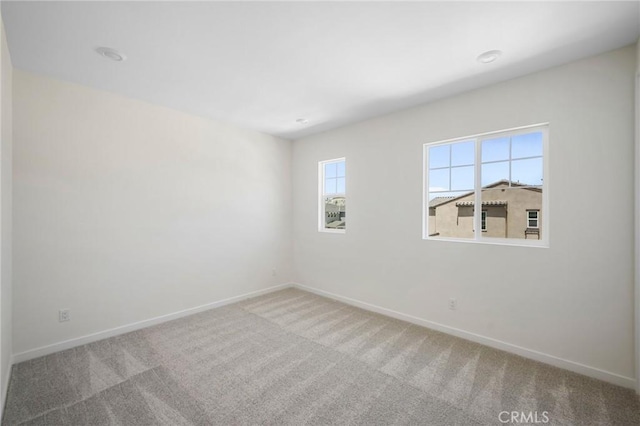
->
293, 46, 637, 386
0, 14, 12, 412
13, 70, 292, 356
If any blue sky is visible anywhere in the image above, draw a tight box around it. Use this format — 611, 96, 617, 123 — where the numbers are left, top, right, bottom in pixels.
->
428, 132, 543, 200
325, 160, 346, 194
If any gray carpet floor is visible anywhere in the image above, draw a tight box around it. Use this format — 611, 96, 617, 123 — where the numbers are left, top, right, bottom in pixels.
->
2, 288, 639, 425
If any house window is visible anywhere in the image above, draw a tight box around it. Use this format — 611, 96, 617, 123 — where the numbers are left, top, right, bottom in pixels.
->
527, 210, 539, 228
424, 124, 548, 246
319, 158, 346, 233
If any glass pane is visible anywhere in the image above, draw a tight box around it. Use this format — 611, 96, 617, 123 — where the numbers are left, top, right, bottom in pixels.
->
336, 177, 345, 193
451, 166, 474, 191
429, 145, 450, 169
482, 137, 510, 162
451, 141, 474, 166
511, 157, 543, 186
512, 132, 543, 159
336, 161, 346, 177
481, 161, 509, 187
429, 168, 449, 192
325, 162, 337, 178
325, 177, 337, 194
481, 187, 542, 240
325, 196, 346, 230
427, 190, 473, 239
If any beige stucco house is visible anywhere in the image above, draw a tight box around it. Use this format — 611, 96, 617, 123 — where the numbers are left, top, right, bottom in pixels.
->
428, 180, 542, 239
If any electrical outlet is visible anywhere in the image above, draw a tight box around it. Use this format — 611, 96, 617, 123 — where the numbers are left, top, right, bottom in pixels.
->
59, 309, 71, 322
448, 298, 457, 310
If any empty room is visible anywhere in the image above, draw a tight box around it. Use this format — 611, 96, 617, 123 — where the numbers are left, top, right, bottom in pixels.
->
0, 1, 639, 425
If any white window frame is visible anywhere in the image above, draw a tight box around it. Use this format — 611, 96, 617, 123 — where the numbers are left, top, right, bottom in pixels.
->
422, 123, 549, 248
527, 210, 540, 229
319, 157, 346, 234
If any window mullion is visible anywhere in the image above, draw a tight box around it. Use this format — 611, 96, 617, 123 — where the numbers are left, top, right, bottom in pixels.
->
448, 144, 452, 191
508, 136, 513, 187
474, 137, 481, 241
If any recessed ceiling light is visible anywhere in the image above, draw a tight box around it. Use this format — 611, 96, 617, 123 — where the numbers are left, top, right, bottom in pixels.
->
296, 118, 309, 125
477, 50, 502, 64
96, 47, 126, 62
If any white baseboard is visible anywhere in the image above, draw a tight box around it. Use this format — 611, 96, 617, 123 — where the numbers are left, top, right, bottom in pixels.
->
292, 283, 636, 390
11, 281, 635, 390
12, 283, 293, 364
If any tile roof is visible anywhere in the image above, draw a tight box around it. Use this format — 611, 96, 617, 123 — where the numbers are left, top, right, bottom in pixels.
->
455, 200, 507, 207
429, 196, 455, 208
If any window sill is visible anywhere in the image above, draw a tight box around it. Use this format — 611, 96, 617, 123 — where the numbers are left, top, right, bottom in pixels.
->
423, 236, 548, 248
319, 228, 346, 234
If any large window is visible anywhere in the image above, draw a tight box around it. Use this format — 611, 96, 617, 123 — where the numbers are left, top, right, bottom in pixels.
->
319, 158, 346, 233
424, 124, 548, 246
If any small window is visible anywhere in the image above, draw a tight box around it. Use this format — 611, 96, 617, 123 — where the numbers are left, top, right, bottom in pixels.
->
319, 158, 346, 233
527, 210, 539, 228
424, 124, 548, 246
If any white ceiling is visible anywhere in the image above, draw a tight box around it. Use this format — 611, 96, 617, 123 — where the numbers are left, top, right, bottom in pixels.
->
2, 1, 639, 140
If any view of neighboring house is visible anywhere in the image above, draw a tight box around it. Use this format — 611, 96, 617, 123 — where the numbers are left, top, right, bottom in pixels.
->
325, 196, 346, 229
428, 180, 542, 239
